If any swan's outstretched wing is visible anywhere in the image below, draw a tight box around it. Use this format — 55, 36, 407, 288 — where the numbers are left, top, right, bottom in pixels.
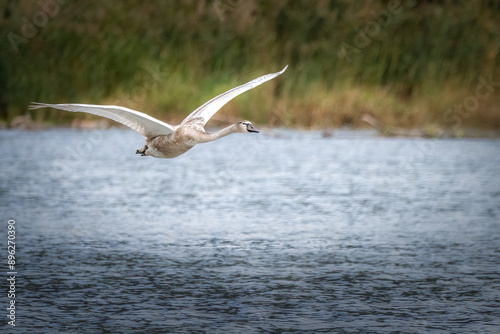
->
181, 65, 288, 126
29, 103, 175, 137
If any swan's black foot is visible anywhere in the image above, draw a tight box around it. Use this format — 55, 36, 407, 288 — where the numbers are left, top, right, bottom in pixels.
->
136, 145, 148, 156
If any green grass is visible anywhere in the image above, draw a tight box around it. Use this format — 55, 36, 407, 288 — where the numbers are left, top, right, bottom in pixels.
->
1, 0, 499, 130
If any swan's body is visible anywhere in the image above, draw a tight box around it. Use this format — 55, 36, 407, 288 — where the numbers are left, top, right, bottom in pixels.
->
29, 66, 287, 158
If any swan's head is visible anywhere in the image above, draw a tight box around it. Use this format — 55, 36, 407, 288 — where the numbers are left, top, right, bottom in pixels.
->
239, 121, 259, 133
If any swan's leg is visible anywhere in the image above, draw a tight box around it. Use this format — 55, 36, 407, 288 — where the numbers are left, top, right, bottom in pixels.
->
136, 145, 148, 156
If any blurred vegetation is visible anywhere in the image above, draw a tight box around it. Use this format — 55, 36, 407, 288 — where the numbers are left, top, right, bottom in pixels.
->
1, 0, 499, 130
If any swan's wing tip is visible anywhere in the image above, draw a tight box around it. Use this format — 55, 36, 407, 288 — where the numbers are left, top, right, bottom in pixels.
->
280, 65, 289, 73
28, 102, 48, 110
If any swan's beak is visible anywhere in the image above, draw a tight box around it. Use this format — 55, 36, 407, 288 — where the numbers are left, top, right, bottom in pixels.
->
246, 124, 260, 133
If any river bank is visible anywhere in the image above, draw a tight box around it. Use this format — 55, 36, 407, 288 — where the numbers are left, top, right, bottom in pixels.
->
3, 114, 500, 139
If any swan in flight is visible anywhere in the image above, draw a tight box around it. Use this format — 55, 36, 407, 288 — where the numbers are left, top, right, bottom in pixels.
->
29, 65, 288, 159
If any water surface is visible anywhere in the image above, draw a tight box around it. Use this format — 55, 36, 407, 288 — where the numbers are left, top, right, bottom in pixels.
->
1, 129, 499, 333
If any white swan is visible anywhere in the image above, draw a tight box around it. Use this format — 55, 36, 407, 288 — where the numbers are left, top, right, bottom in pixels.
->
29, 65, 288, 159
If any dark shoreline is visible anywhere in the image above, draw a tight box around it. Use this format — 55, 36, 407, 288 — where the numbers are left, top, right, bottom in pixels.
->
2, 119, 499, 139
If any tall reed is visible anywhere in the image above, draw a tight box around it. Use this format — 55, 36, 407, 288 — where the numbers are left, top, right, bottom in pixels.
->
1, 0, 499, 129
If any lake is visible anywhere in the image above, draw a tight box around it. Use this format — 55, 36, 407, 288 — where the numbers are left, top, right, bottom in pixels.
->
1, 128, 499, 333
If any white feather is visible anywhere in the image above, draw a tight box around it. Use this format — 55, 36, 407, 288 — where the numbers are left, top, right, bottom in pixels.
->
29, 103, 175, 138
180, 65, 288, 126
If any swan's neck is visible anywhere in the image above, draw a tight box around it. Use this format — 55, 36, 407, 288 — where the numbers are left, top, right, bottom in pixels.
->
199, 123, 242, 143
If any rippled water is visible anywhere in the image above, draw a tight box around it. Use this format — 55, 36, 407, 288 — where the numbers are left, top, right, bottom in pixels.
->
1, 128, 499, 333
